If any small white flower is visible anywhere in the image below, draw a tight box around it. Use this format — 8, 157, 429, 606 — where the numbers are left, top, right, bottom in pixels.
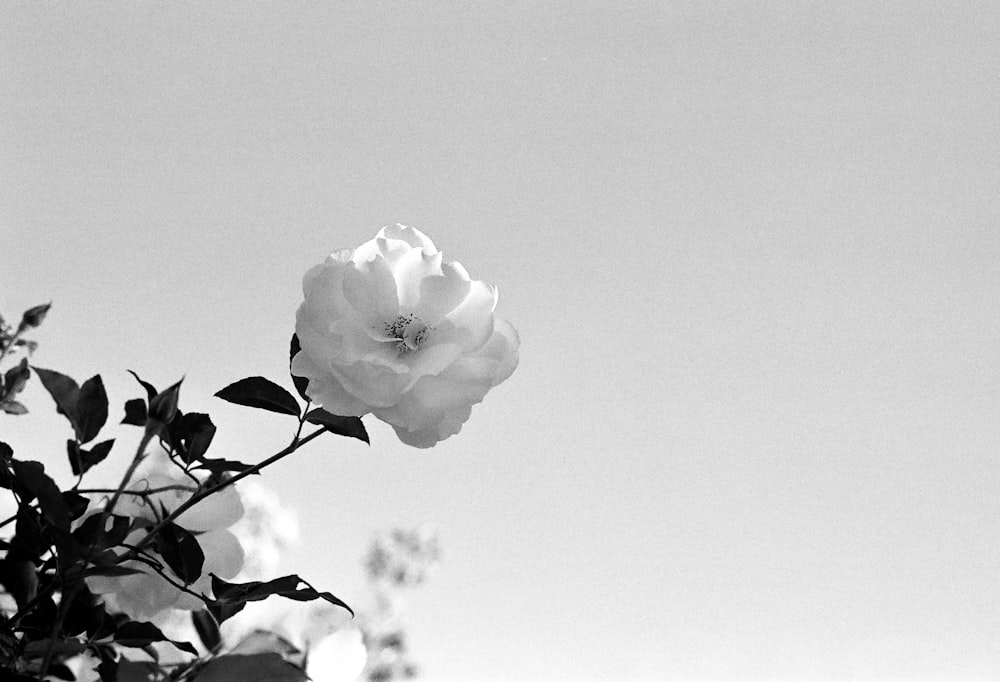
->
292, 224, 519, 447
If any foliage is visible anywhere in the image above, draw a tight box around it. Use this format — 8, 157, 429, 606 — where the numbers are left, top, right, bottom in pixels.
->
0, 304, 363, 681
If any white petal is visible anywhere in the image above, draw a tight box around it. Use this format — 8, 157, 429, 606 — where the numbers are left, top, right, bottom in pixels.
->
291, 351, 370, 416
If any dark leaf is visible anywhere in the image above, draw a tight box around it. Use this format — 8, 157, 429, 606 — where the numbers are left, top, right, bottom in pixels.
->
72, 439, 114, 476
12, 507, 47, 559
32, 366, 80, 427
84, 564, 145, 578
62, 586, 106, 638
2, 358, 30, 400
215, 377, 301, 417
11, 460, 70, 530
17, 302, 51, 331
0, 558, 38, 607
22, 638, 87, 659
74, 513, 131, 552
194, 457, 255, 474
61, 490, 90, 520
289, 334, 310, 402
305, 408, 370, 445
77, 375, 109, 443
0, 443, 11, 489
191, 609, 222, 652
1, 400, 27, 415
156, 522, 204, 584
115, 621, 198, 655
127, 370, 158, 402
178, 412, 216, 463
210, 574, 353, 616
122, 398, 147, 426
148, 379, 183, 427
193, 653, 308, 682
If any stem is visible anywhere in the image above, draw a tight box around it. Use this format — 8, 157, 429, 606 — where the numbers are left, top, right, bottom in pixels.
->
127, 425, 325, 558
77, 484, 198, 496
37, 429, 154, 679
124, 549, 211, 606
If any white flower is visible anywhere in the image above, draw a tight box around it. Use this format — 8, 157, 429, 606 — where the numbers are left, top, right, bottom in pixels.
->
292, 224, 519, 447
84, 451, 246, 621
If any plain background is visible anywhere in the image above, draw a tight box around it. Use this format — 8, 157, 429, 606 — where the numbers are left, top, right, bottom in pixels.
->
3, 3, 1000, 679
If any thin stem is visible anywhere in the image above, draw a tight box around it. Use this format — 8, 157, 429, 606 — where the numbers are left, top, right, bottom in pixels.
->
37, 429, 154, 679
124, 549, 211, 606
76, 484, 198, 496
127, 425, 325, 558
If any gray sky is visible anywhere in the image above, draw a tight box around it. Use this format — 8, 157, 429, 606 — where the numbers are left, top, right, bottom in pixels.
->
3, 2, 1000, 679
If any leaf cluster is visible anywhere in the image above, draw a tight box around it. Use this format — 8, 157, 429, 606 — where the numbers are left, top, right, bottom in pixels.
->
0, 313, 363, 680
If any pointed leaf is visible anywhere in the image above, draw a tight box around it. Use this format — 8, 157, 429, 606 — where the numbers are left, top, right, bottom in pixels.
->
1, 400, 27, 415
156, 522, 204, 584
289, 334, 310, 401
215, 377, 300, 417
32, 366, 80, 427
127, 370, 157, 402
194, 457, 255, 474
17, 302, 51, 331
305, 408, 369, 444
2, 358, 30, 400
210, 574, 353, 616
77, 375, 109, 442
115, 621, 198, 655
191, 609, 222, 652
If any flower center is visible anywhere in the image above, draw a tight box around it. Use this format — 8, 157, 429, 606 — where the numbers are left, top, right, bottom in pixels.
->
384, 314, 431, 353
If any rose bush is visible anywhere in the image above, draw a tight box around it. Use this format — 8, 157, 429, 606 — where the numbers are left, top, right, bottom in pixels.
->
291, 224, 519, 447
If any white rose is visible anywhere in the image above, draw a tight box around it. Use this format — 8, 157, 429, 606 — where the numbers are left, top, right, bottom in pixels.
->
84, 451, 246, 620
291, 224, 519, 447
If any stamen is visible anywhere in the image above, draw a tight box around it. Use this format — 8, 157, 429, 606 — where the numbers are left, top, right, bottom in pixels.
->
384, 314, 431, 353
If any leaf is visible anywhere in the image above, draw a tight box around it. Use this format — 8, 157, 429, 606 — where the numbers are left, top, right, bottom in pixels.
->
61, 490, 90, 520
84, 564, 145, 578
115, 620, 198, 655
155, 522, 204, 584
1, 400, 27, 415
215, 377, 300, 417
2, 358, 30, 400
17, 302, 51, 331
289, 334, 310, 402
122, 398, 147, 426
178, 412, 216, 463
210, 574, 353, 616
194, 457, 255, 474
304, 408, 369, 445
77, 375, 109, 443
32, 366, 80, 426
127, 370, 158, 402
191, 609, 222, 652
11, 460, 70, 530
68, 439, 115, 476
193, 653, 308, 682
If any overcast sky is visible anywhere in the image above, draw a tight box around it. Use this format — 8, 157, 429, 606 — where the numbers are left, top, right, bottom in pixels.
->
3, 3, 1000, 680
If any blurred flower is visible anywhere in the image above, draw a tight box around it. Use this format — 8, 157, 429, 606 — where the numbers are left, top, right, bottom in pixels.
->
292, 224, 519, 447
85, 450, 245, 620
229, 478, 300, 580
